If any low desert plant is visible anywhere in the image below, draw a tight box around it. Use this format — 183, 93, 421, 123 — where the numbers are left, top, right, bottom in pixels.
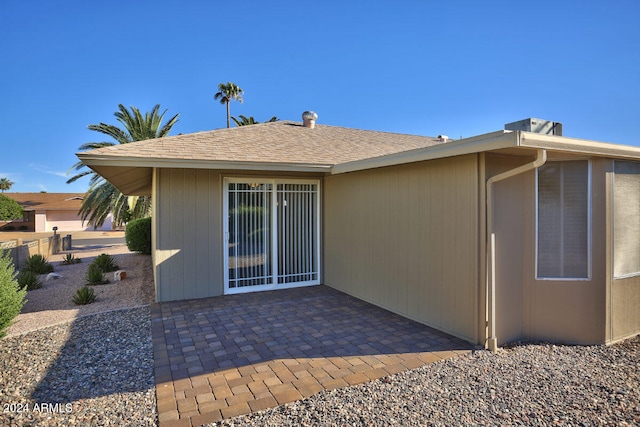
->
72, 286, 96, 305
92, 253, 119, 272
18, 225, 28, 231
3, 225, 16, 231
22, 254, 54, 274
126, 217, 151, 255
17, 270, 42, 291
85, 263, 109, 285
61, 253, 82, 265
0, 251, 26, 338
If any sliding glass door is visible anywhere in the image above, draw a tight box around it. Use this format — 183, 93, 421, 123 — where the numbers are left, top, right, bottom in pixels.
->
224, 178, 320, 293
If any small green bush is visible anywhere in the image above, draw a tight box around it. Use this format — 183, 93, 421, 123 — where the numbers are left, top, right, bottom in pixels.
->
72, 286, 96, 305
92, 253, 119, 272
61, 253, 82, 265
17, 270, 42, 291
126, 217, 151, 255
85, 263, 108, 285
0, 251, 26, 338
3, 226, 16, 231
0, 195, 23, 221
18, 225, 28, 231
22, 254, 54, 274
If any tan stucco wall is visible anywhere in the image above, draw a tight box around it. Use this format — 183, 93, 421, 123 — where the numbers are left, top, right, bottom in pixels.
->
487, 154, 607, 345
154, 168, 224, 302
324, 155, 480, 343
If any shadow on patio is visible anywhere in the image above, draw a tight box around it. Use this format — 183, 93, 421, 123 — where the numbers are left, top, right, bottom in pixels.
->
151, 285, 474, 426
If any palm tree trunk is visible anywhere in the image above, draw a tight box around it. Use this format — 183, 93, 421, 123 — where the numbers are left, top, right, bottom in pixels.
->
226, 101, 231, 128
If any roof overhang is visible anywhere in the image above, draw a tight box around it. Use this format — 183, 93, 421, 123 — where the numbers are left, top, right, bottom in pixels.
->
331, 130, 640, 174
78, 154, 333, 196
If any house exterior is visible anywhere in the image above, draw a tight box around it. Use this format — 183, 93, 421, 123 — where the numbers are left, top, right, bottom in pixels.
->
77, 116, 640, 349
1, 193, 113, 232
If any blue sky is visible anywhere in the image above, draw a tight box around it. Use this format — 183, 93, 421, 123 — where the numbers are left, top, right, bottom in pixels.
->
1, 0, 638, 193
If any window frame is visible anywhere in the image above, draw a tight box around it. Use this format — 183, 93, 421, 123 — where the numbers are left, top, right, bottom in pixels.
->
535, 159, 592, 281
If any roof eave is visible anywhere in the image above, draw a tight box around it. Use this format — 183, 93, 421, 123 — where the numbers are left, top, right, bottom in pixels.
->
519, 133, 640, 159
78, 155, 334, 196
78, 155, 334, 173
331, 130, 517, 174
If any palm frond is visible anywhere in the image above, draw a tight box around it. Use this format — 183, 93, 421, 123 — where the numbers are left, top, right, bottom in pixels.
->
70, 104, 179, 226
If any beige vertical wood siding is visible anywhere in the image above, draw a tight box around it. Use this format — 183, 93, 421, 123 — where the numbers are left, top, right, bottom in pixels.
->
154, 168, 223, 302
324, 155, 479, 343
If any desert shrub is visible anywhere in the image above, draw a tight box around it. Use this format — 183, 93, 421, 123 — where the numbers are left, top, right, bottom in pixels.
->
126, 217, 151, 255
0, 251, 26, 338
22, 254, 54, 274
18, 225, 28, 231
17, 270, 42, 291
61, 253, 82, 265
0, 195, 23, 221
85, 263, 108, 285
3, 226, 15, 231
72, 286, 96, 305
92, 253, 119, 272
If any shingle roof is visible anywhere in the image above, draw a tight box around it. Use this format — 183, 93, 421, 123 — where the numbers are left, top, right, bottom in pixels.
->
4, 193, 84, 211
79, 121, 442, 166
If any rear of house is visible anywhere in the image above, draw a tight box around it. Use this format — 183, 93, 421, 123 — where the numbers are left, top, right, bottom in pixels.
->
78, 117, 640, 349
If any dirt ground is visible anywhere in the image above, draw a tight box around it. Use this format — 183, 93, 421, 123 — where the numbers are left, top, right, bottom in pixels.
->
4, 244, 154, 338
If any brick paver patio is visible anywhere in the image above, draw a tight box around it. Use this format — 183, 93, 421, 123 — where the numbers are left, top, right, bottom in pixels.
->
151, 285, 473, 427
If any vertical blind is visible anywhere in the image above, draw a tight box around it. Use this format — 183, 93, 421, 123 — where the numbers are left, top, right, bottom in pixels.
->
537, 161, 590, 279
613, 161, 640, 278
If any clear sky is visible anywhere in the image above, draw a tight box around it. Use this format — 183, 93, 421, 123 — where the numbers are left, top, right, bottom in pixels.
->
1, 0, 638, 193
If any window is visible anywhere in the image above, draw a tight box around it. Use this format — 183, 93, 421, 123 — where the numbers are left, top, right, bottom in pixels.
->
536, 160, 590, 279
613, 161, 640, 278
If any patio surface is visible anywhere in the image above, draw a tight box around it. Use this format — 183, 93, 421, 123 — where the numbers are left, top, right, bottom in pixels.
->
151, 285, 474, 427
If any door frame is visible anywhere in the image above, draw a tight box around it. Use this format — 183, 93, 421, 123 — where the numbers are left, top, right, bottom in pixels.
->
222, 177, 321, 294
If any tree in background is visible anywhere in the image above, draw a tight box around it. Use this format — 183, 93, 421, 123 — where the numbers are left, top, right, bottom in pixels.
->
0, 178, 13, 193
214, 82, 244, 128
231, 115, 278, 126
0, 195, 23, 221
67, 104, 179, 227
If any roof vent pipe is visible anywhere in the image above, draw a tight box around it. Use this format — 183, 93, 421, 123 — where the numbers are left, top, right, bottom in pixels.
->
302, 111, 318, 129
437, 134, 449, 142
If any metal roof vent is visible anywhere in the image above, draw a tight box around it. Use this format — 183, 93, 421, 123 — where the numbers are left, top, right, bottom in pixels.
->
302, 111, 318, 129
505, 118, 562, 136
437, 134, 449, 142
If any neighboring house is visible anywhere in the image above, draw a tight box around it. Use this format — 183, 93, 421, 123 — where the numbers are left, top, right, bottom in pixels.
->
77, 115, 640, 349
1, 193, 113, 232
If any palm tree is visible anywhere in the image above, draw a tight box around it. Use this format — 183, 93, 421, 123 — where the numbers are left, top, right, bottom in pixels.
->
231, 115, 278, 127
0, 178, 13, 193
67, 104, 179, 227
214, 82, 244, 128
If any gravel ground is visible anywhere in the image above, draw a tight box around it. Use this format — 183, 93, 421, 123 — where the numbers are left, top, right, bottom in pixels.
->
0, 306, 156, 427
210, 337, 640, 427
6, 245, 154, 337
